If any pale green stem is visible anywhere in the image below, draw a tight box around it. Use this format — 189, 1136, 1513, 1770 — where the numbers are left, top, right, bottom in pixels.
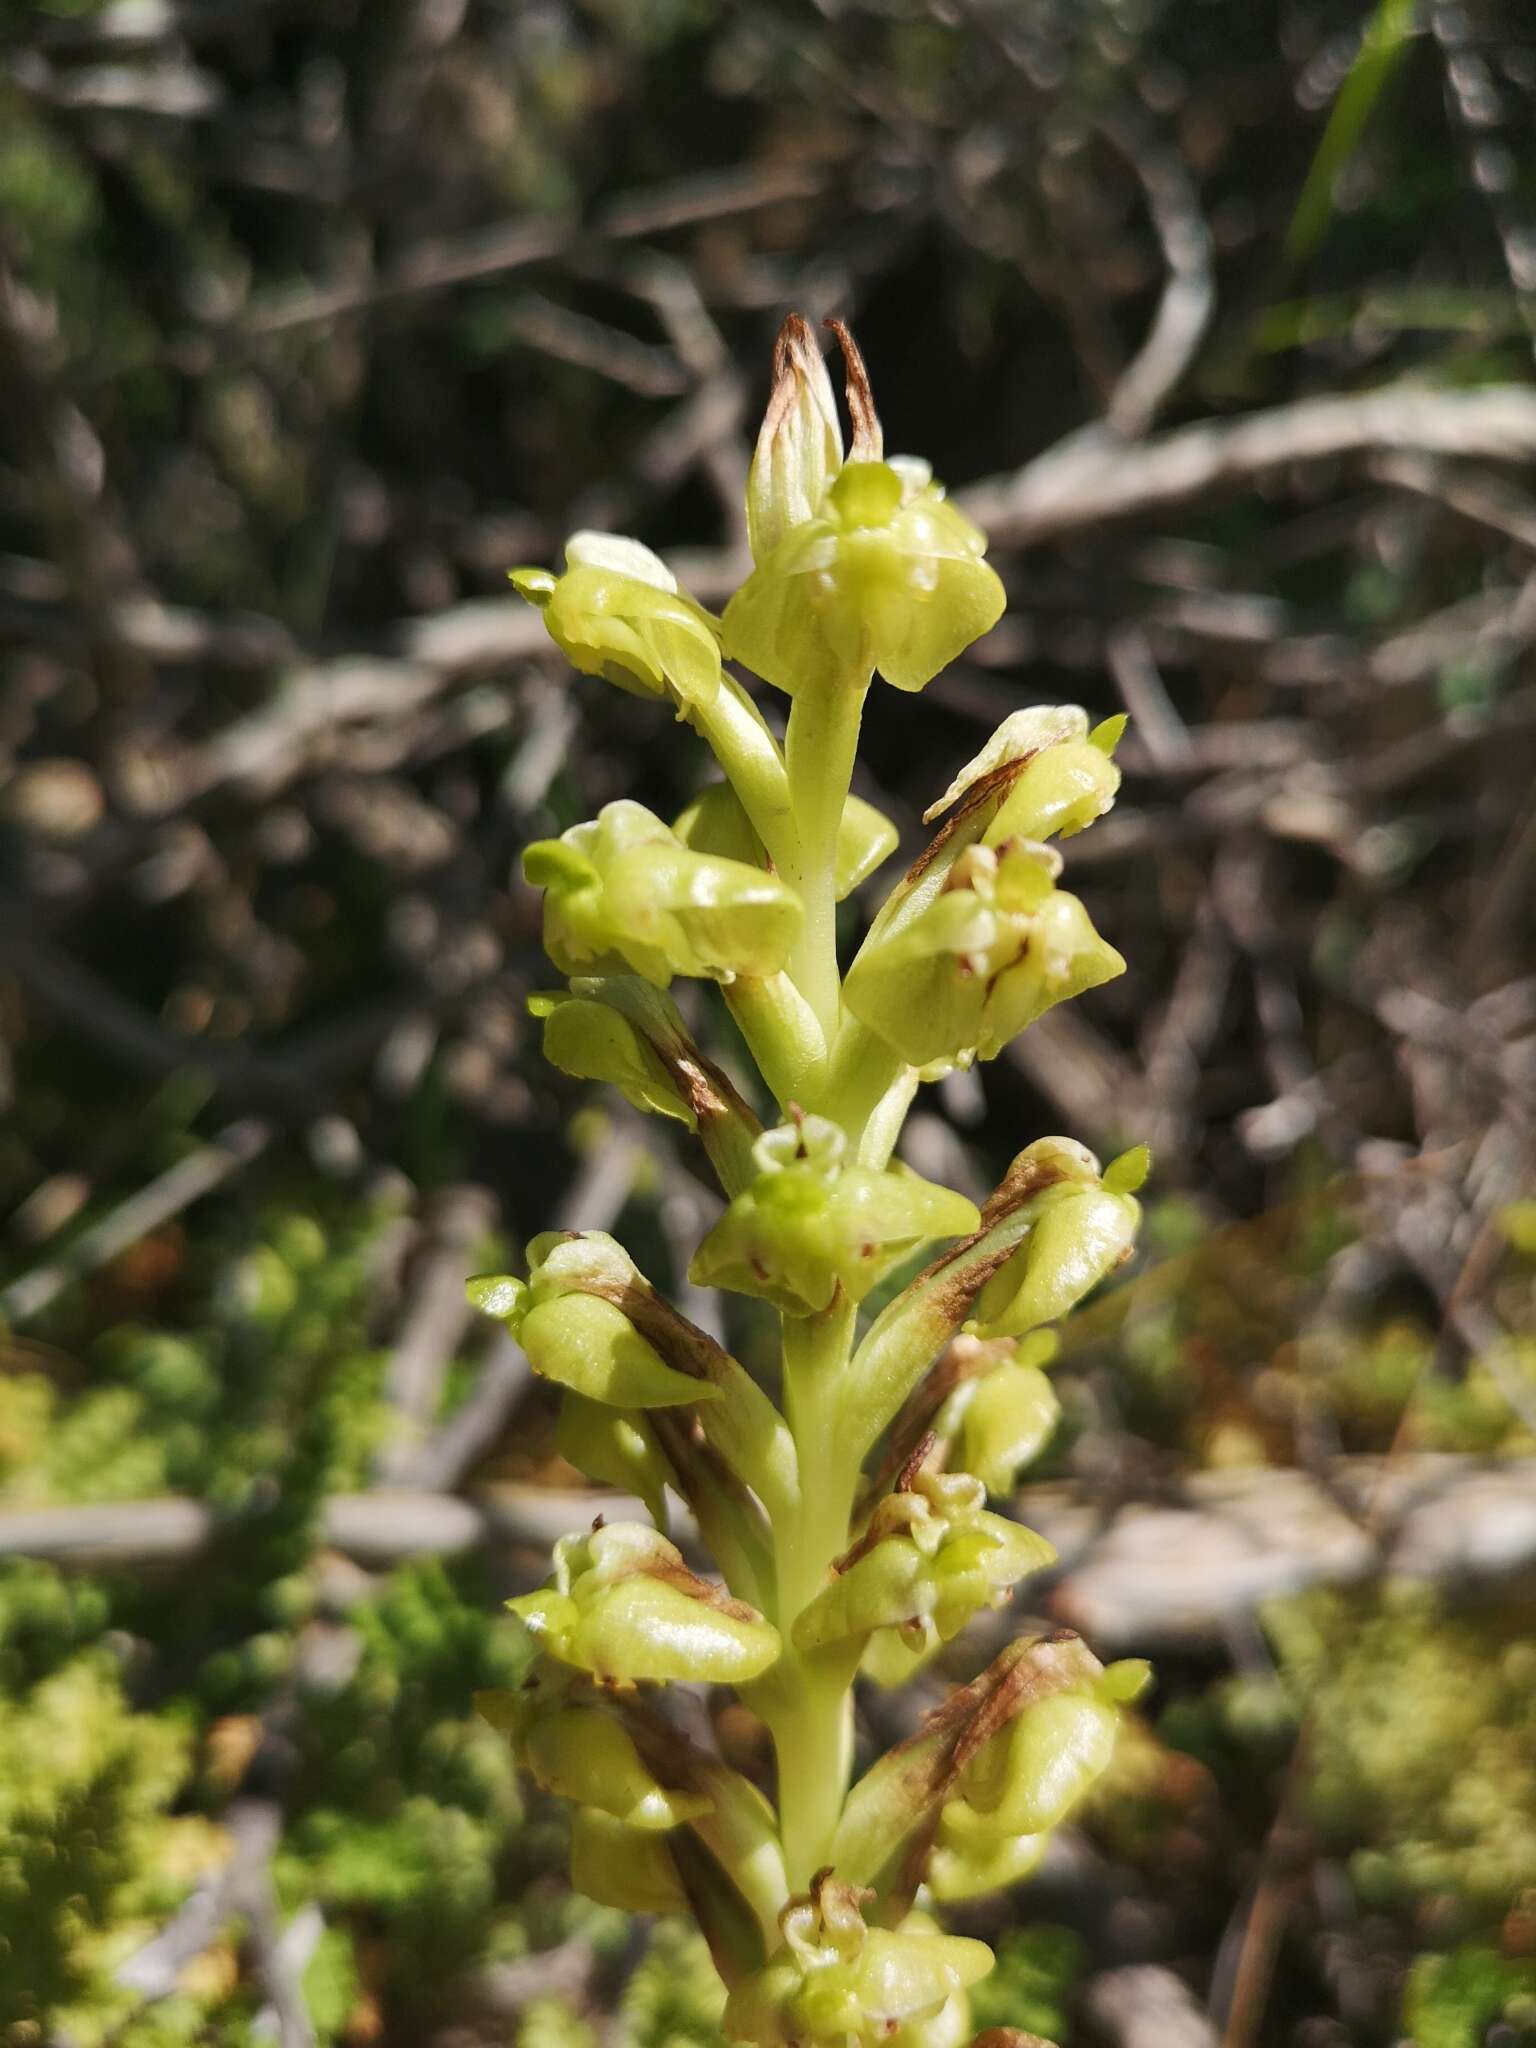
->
687, 673, 796, 875
822, 1014, 906, 1150
724, 973, 828, 1112
783, 679, 869, 1044
762, 1295, 862, 1889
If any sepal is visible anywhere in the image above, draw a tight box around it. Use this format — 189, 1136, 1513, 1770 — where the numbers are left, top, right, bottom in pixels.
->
570, 1806, 687, 1912
924, 706, 1123, 845
936, 1333, 1062, 1496
532, 975, 764, 1192
747, 314, 843, 564
524, 799, 802, 987
469, 1235, 714, 1410
689, 1114, 979, 1316
508, 1521, 781, 1684
521, 1700, 712, 1831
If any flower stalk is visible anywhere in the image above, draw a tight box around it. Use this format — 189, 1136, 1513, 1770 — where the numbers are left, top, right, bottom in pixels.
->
477, 315, 1151, 2046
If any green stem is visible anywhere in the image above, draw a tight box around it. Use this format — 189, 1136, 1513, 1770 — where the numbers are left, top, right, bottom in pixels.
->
688, 673, 795, 874
725, 974, 828, 1112
783, 679, 869, 1044
763, 1296, 861, 1889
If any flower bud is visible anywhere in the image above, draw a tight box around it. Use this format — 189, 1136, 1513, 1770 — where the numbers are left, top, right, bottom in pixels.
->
724, 455, 1006, 698
794, 1464, 1054, 1660
674, 781, 898, 903
844, 842, 1125, 1070
469, 1235, 713, 1410
923, 706, 1125, 845
569, 1805, 687, 1912
509, 1522, 781, 1685
967, 1145, 1142, 1340
723, 1878, 993, 2048
747, 313, 844, 564
689, 1115, 980, 1317
555, 1390, 677, 1526
511, 531, 722, 708
524, 799, 802, 988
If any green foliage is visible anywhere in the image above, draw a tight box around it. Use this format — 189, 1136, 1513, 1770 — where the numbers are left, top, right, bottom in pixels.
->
1403, 1944, 1536, 2048
0, 1647, 195, 2042
619, 1921, 730, 2048
964, 1926, 1088, 2043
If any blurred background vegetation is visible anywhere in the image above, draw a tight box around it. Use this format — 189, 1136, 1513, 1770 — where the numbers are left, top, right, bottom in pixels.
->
1, 0, 1534, 2043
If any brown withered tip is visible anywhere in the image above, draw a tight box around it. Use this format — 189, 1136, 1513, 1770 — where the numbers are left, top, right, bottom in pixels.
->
969, 2032, 1054, 2048
825, 316, 883, 461
763, 312, 829, 440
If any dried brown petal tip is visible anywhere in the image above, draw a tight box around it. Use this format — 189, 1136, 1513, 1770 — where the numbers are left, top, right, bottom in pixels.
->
826, 316, 883, 461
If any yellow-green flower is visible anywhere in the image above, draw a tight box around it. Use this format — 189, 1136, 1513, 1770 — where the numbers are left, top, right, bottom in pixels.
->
724, 457, 1005, 698
723, 1878, 993, 2048
510, 1522, 781, 1685
689, 1114, 979, 1317
524, 799, 802, 988
793, 1464, 1055, 1660
512, 530, 722, 708
843, 841, 1124, 1069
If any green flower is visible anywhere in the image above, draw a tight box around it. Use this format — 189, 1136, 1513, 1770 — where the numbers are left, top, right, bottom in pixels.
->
843, 842, 1125, 1070
967, 1141, 1147, 1340
689, 1115, 980, 1317
511, 530, 722, 708
524, 799, 802, 988
793, 1464, 1054, 1660
509, 1522, 781, 1686
723, 1878, 993, 2048
512, 1688, 710, 1831
724, 457, 1005, 698
928, 1658, 1147, 1900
